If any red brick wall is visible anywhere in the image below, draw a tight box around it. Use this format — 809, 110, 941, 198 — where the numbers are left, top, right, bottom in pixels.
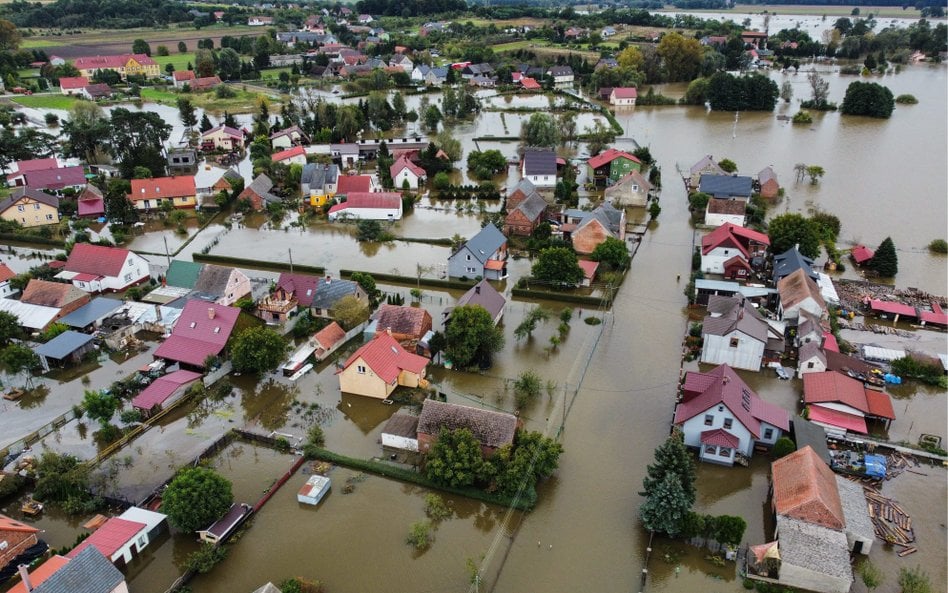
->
503, 210, 537, 237
0, 529, 39, 568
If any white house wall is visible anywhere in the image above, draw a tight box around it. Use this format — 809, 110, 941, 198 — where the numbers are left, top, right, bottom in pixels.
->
700, 331, 764, 371
701, 246, 744, 274
381, 433, 419, 452
329, 206, 402, 221
705, 212, 745, 228
680, 406, 754, 457
797, 356, 827, 376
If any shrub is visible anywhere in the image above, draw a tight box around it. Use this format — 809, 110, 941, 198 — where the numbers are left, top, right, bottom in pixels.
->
584, 317, 602, 326
424, 493, 452, 521
772, 437, 796, 459
185, 543, 227, 574
307, 425, 325, 447
513, 370, 542, 408
406, 520, 433, 549
792, 110, 813, 124
928, 239, 948, 254
895, 94, 918, 104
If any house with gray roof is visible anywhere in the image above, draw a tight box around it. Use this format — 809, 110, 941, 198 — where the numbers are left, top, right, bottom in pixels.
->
772, 246, 818, 284
687, 155, 725, 190
192, 264, 251, 307
520, 148, 557, 188
58, 297, 123, 331
239, 174, 281, 212
16, 547, 126, 593
309, 275, 368, 317
503, 190, 548, 237
701, 294, 784, 371
568, 202, 626, 255
448, 279, 506, 325
300, 163, 339, 204
447, 223, 508, 280
417, 399, 518, 457
698, 174, 754, 199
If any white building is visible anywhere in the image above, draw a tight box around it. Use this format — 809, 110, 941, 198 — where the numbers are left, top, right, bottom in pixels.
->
390, 155, 425, 189
297, 474, 331, 505
700, 295, 784, 371
57, 243, 150, 293
327, 192, 402, 221
381, 413, 419, 452
520, 149, 556, 188
777, 268, 826, 322
699, 222, 770, 275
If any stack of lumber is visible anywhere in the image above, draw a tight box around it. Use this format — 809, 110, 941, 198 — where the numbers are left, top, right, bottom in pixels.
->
864, 487, 916, 554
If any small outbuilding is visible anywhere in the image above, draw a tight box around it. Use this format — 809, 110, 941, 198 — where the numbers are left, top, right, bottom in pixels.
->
297, 474, 331, 506
34, 330, 96, 372
198, 503, 251, 544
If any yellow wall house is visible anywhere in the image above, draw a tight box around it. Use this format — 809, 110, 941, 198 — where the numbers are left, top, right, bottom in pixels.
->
0, 188, 60, 228
338, 332, 429, 399
73, 54, 160, 79
128, 176, 197, 211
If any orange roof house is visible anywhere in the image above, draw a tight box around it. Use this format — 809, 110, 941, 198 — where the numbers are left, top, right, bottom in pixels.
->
128, 176, 196, 210
771, 445, 844, 530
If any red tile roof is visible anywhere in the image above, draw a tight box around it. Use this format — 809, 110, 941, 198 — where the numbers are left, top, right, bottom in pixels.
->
5, 556, 70, 593
67, 517, 146, 560
611, 87, 638, 99
802, 371, 894, 419
77, 185, 105, 217
129, 176, 196, 202
919, 309, 948, 326
21, 279, 86, 308
73, 53, 157, 69
0, 263, 15, 283
154, 300, 240, 367
807, 405, 868, 433
173, 70, 196, 81
65, 243, 132, 278
0, 514, 40, 534
587, 147, 641, 170
336, 175, 372, 194
771, 445, 845, 530
271, 145, 306, 162
578, 259, 599, 280
674, 364, 789, 437
59, 76, 90, 90
822, 331, 839, 352
701, 222, 769, 255
202, 125, 243, 139
390, 154, 425, 179
342, 332, 428, 384
328, 192, 401, 215
131, 369, 202, 411
700, 428, 739, 448
520, 76, 541, 90
869, 299, 916, 317
23, 166, 87, 190
13, 158, 59, 173
851, 244, 874, 264
314, 321, 346, 351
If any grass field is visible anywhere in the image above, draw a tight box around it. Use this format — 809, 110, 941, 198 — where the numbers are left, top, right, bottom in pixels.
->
20, 38, 65, 48
491, 40, 538, 52
139, 87, 179, 105
153, 52, 197, 72
12, 94, 79, 110
141, 85, 276, 114
18, 24, 259, 52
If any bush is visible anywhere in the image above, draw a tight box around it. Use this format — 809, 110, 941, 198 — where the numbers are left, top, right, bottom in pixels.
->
895, 94, 918, 104
928, 239, 948, 254
307, 425, 325, 447
424, 493, 452, 521
185, 543, 227, 574
406, 520, 433, 549
792, 110, 812, 124
772, 437, 796, 459
513, 370, 542, 408
584, 316, 602, 326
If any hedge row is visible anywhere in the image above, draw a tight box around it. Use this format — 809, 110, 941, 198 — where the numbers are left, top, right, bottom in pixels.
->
193, 253, 325, 275
0, 233, 67, 248
397, 237, 454, 246
339, 269, 475, 291
302, 446, 536, 510
512, 287, 613, 307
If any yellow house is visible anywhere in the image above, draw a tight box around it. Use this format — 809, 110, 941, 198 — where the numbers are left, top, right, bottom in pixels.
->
302, 163, 340, 208
73, 54, 160, 80
0, 188, 60, 228
128, 176, 197, 211
338, 332, 429, 399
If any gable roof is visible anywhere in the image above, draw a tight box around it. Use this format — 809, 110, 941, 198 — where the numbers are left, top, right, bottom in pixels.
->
587, 147, 640, 170
193, 264, 242, 299
59, 76, 90, 90
314, 321, 346, 351
390, 154, 425, 179
611, 87, 638, 99
0, 513, 40, 534
690, 154, 725, 176
73, 53, 157, 69
336, 174, 372, 194
373, 304, 431, 337
342, 331, 428, 383
675, 364, 789, 437
23, 548, 123, 593
12, 158, 59, 173
58, 297, 123, 328
777, 268, 826, 312
851, 244, 875, 264
153, 300, 241, 366
510, 192, 548, 223
129, 176, 196, 202
21, 279, 88, 308
77, 185, 104, 217
701, 295, 772, 344
417, 399, 517, 449
455, 223, 506, 263
34, 330, 94, 360
202, 125, 243, 139
521, 149, 556, 174
21, 166, 86, 191
6, 556, 70, 593
803, 371, 894, 419
520, 76, 541, 90
310, 276, 362, 310
771, 445, 845, 530
0, 262, 15, 283
773, 246, 817, 282
701, 222, 769, 256
131, 369, 202, 411
758, 166, 777, 185
328, 192, 401, 215
67, 517, 146, 560
698, 174, 754, 198
165, 260, 203, 289
605, 170, 651, 196
271, 145, 307, 162
0, 188, 60, 213
456, 280, 505, 320
173, 70, 196, 82
708, 198, 747, 216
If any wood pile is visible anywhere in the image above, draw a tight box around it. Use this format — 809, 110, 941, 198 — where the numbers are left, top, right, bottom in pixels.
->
884, 452, 918, 480
864, 487, 915, 549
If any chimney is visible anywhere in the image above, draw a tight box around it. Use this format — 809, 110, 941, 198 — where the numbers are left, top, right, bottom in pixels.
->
474, 285, 480, 294
18, 565, 32, 592
386, 327, 392, 336
325, 274, 332, 284
722, 375, 730, 385
155, 304, 162, 321
208, 307, 215, 319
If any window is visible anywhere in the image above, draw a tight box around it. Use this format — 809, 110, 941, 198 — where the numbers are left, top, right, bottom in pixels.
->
466, 254, 471, 261
704, 445, 716, 455
356, 365, 366, 374
46, 214, 54, 221
704, 414, 713, 426
723, 418, 733, 429
137, 536, 147, 548
729, 337, 739, 348
763, 428, 773, 440
33, 203, 41, 210
719, 447, 731, 457
807, 362, 814, 369
124, 273, 132, 282
723, 249, 729, 255
16, 205, 24, 212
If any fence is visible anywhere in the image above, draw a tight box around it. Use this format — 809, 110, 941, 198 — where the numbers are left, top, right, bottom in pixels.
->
0, 407, 80, 462
203, 361, 233, 388
192, 253, 326, 275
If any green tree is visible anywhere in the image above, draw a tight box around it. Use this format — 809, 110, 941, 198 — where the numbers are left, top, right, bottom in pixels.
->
162, 467, 234, 532
33, 452, 91, 503
177, 98, 197, 130
423, 104, 442, 132
0, 18, 22, 51
467, 150, 507, 180
444, 305, 504, 369
217, 47, 242, 81
640, 431, 696, 507
648, 201, 662, 221
355, 219, 384, 242
513, 370, 542, 408
718, 158, 737, 173
0, 310, 21, 345
871, 236, 898, 277
772, 436, 796, 459
617, 45, 644, 71
178, 41, 187, 53
109, 108, 172, 177
82, 390, 118, 426
104, 178, 137, 224
657, 32, 703, 82
330, 295, 370, 331
584, 120, 616, 156
591, 236, 631, 270
520, 112, 559, 147
711, 515, 747, 546
841, 81, 895, 118
200, 114, 213, 133
1, 344, 39, 388
132, 38, 152, 57
640, 472, 690, 535
767, 213, 821, 259
61, 102, 111, 163
532, 247, 584, 286
424, 428, 484, 488
780, 80, 793, 103
806, 165, 825, 184
491, 430, 563, 496
349, 272, 379, 302
514, 306, 551, 341
682, 77, 710, 105
898, 565, 932, 593
231, 327, 287, 374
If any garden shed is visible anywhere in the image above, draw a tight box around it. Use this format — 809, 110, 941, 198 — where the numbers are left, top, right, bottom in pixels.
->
33, 330, 96, 372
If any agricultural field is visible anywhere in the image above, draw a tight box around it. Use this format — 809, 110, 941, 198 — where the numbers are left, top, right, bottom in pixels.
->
153, 52, 197, 72
11, 94, 79, 110
660, 3, 924, 18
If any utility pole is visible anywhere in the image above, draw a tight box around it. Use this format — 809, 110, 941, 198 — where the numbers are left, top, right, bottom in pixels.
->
288, 248, 293, 273
163, 236, 171, 268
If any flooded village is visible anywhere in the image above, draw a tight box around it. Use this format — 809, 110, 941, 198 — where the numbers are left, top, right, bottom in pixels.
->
0, 3, 945, 593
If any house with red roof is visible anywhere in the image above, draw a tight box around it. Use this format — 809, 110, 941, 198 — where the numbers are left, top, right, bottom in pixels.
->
587, 148, 641, 184
337, 331, 429, 399
803, 371, 895, 435
390, 154, 426, 189
190, 76, 222, 92
7, 164, 86, 194
128, 175, 197, 210
67, 507, 166, 569
201, 125, 245, 151
172, 69, 196, 88
269, 125, 310, 150
609, 87, 638, 106
313, 321, 347, 360
154, 300, 241, 369
271, 145, 308, 166
8, 548, 128, 593
77, 184, 105, 219
0, 514, 41, 572
328, 192, 402, 221
131, 369, 202, 418
777, 268, 826, 322
335, 174, 373, 196
0, 262, 16, 298
73, 53, 159, 79
59, 76, 90, 95
58, 243, 149, 293
673, 363, 790, 465
700, 222, 770, 275
7, 158, 59, 180
520, 76, 541, 91
850, 244, 874, 267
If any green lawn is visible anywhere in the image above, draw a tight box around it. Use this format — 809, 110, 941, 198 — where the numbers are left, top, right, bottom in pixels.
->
19, 38, 65, 49
259, 67, 291, 79
153, 52, 197, 72
12, 94, 79, 110
139, 87, 179, 105
17, 69, 40, 78
492, 40, 538, 52
139, 85, 275, 114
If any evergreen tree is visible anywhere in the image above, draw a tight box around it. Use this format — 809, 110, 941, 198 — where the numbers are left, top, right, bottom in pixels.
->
200, 114, 213, 133
639, 431, 696, 507
640, 472, 690, 535
872, 236, 898, 277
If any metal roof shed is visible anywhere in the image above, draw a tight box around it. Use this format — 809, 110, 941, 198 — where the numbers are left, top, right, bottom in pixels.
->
33, 330, 95, 372
58, 297, 123, 330
297, 474, 331, 506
